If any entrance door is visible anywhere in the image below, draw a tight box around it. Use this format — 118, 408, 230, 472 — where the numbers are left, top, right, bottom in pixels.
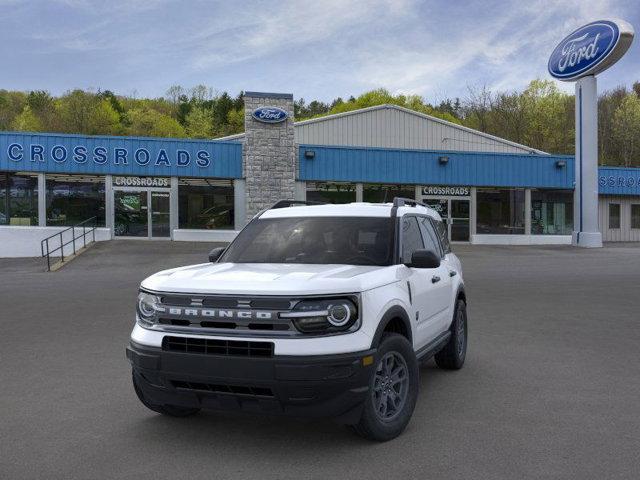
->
113, 189, 171, 238
150, 191, 171, 238
450, 199, 470, 241
423, 197, 470, 242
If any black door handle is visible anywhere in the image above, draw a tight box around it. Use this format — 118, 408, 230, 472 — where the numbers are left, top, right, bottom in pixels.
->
431, 276, 441, 283
449, 270, 457, 277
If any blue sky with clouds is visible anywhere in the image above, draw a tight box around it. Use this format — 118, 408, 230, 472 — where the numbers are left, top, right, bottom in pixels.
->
1, 0, 638, 103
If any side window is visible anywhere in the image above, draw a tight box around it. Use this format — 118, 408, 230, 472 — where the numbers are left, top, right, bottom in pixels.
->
401, 216, 424, 264
418, 217, 443, 257
431, 218, 451, 254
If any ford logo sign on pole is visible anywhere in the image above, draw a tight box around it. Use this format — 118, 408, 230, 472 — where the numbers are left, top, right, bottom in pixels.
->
252, 106, 289, 123
548, 19, 634, 248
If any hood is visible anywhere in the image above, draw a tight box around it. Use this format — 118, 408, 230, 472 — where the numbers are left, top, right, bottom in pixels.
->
141, 262, 399, 295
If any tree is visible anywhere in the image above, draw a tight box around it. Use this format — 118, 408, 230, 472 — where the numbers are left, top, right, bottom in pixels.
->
611, 93, 640, 167
185, 107, 213, 138
57, 89, 97, 134
127, 107, 186, 137
0, 90, 27, 130
87, 99, 122, 135
11, 105, 42, 131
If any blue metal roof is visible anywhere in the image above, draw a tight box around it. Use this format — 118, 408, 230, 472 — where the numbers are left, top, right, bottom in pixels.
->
0, 132, 242, 178
598, 166, 640, 196
299, 145, 575, 188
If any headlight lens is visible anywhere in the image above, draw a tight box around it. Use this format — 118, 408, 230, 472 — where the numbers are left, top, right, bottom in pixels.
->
137, 291, 162, 325
283, 297, 359, 334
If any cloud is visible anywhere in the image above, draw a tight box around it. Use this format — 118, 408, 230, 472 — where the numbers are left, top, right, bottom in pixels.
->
1, 0, 638, 99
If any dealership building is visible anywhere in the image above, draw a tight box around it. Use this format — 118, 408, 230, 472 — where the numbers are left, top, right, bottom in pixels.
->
1, 91, 640, 257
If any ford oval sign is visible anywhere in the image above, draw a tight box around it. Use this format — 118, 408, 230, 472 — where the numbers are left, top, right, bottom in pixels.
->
252, 106, 288, 123
548, 19, 634, 81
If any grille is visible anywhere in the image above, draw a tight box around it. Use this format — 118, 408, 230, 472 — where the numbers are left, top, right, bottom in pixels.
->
171, 380, 274, 397
162, 336, 274, 357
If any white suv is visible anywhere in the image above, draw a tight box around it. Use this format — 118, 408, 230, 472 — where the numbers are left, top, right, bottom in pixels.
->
127, 198, 467, 441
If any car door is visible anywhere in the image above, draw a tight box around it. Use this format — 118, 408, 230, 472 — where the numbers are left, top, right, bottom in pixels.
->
400, 215, 450, 349
418, 216, 454, 336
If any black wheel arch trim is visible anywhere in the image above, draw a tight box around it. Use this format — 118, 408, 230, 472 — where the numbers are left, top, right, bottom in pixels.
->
371, 305, 413, 348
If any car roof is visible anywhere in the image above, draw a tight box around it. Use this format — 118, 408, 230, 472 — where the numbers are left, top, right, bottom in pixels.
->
259, 202, 442, 221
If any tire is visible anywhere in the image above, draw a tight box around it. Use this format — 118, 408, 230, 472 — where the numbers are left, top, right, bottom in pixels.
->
352, 333, 419, 442
132, 372, 200, 417
434, 299, 467, 370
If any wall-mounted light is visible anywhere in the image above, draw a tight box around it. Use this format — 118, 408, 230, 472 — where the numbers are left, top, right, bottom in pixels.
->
438, 156, 449, 165
304, 150, 315, 159
555, 160, 567, 168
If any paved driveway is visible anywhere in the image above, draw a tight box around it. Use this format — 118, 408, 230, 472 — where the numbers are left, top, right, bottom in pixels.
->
1, 241, 639, 479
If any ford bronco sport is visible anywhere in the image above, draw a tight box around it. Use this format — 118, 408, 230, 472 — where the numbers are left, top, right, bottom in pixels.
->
126, 198, 468, 441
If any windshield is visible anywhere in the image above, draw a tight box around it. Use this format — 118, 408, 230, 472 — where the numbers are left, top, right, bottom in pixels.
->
221, 216, 393, 266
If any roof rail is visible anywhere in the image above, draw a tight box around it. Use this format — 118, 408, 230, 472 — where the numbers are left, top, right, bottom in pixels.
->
392, 197, 428, 208
269, 199, 325, 209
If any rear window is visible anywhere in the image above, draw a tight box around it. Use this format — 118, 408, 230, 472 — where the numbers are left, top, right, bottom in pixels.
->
221, 216, 393, 266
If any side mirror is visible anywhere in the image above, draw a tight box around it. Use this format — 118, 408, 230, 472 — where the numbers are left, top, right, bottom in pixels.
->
208, 247, 226, 263
405, 249, 440, 269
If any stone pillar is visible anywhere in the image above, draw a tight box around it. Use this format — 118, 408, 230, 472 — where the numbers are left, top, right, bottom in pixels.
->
243, 92, 296, 221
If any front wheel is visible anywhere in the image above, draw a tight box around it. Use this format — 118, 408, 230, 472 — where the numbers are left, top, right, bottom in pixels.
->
352, 333, 419, 441
434, 299, 467, 370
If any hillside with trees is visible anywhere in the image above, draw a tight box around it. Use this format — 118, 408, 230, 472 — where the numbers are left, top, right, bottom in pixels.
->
1, 80, 639, 166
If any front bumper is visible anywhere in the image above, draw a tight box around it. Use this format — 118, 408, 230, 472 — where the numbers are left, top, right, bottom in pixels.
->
126, 341, 376, 423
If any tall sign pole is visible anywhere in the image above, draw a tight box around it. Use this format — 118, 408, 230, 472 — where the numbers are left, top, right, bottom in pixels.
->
548, 20, 634, 247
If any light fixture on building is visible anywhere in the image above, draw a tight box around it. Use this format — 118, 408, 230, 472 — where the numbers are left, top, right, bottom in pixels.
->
555, 160, 567, 168
304, 150, 315, 159
438, 156, 449, 165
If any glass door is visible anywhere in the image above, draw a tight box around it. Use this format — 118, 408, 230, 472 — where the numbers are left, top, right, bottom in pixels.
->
422, 197, 470, 242
450, 199, 470, 241
114, 190, 148, 237
150, 191, 170, 238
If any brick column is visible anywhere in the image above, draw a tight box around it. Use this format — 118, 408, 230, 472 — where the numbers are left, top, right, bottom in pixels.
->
243, 92, 296, 221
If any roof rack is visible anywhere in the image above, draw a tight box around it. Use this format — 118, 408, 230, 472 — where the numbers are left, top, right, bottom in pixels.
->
269, 200, 325, 209
392, 197, 428, 208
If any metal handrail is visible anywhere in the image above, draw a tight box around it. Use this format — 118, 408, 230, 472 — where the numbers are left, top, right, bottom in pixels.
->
41, 217, 97, 271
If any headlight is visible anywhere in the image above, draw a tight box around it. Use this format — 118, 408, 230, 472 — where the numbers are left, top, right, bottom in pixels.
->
136, 291, 162, 325
281, 297, 359, 334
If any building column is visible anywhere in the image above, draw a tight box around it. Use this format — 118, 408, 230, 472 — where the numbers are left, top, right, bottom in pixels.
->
105, 175, 114, 237
524, 188, 532, 236
415, 185, 422, 201
170, 177, 179, 239
294, 181, 306, 201
573, 75, 602, 247
37, 173, 46, 226
243, 92, 296, 221
355, 183, 363, 202
469, 187, 477, 240
233, 179, 247, 230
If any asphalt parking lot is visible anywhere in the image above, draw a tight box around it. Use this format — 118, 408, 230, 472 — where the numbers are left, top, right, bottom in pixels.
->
1, 241, 639, 479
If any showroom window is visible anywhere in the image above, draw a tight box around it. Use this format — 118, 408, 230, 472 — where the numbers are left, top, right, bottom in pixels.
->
0, 172, 38, 226
46, 175, 106, 227
609, 203, 620, 229
306, 182, 356, 204
363, 184, 414, 203
178, 178, 234, 230
531, 189, 573, 235
476, 188, 525, 234
632, 204, 640, 229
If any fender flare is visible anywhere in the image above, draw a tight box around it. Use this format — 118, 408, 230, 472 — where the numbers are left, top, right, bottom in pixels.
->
371, 305, 413, 348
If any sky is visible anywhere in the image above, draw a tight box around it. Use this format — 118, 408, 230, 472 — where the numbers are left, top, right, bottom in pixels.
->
1, 0, 639, 103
